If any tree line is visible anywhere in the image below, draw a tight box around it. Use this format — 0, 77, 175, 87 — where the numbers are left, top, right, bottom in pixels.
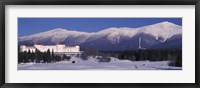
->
81, 47, 182, 67
18, 49, 71, 63
19, 47, 182, 67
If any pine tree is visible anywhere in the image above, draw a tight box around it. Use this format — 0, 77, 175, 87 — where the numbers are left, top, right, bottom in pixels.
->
46, 49, 51, 63
27, 49, 31, 62
18, 51, 23, 63
51, 50, 55, 62
175, 55, 182, 67
35, 49, 39, 63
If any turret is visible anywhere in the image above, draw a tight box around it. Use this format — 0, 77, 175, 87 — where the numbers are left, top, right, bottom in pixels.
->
20, 45, 26, 52
57, 42, 65, 47
34, 43, 42, 48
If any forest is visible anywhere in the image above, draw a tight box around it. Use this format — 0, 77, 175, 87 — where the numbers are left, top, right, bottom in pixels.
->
81, 48, 182, 67
18, 49, 72, 63
18, 47, 182, 67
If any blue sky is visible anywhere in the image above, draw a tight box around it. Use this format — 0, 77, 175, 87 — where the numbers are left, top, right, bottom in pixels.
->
18, 18, 182, 37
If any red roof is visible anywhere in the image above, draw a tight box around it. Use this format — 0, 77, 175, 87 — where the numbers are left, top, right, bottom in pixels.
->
35, 43, 42, 45
58, 42, 65, 45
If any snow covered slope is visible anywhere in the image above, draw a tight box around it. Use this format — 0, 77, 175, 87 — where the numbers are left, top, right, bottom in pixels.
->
18, 57, 182, 70
19, 28, 91, 45
19, 21, 182, 51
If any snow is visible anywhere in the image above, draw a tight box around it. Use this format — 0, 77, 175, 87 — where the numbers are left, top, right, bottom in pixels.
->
138, 21, 182, 41
19, 21, 182, 45
18, 21, 182, 70
18, 57, 182, 70
19, 28, 91, 44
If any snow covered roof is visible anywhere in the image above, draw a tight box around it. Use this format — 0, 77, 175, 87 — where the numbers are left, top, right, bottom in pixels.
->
58, 42, 65, 45
35, 43, 42, 45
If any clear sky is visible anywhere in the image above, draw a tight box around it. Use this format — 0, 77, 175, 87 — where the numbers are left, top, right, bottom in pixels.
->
18, 18, 182, 37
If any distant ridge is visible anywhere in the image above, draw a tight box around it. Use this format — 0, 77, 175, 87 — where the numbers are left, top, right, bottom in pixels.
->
19, 21, 182, 51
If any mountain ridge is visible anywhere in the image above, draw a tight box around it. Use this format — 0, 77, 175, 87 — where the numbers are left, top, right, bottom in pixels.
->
19, 21, 182, 51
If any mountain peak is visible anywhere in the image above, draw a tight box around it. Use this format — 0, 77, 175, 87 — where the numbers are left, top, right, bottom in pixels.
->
156, 21, 180, 27
51, 28, 67, 32
19, 21, 182, 51
160, 21, 173, 24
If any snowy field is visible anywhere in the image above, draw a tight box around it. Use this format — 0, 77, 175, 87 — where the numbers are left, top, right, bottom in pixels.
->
18, 57, 182, 70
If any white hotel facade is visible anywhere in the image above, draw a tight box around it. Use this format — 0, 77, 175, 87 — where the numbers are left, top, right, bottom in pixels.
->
20, 43, 80, 55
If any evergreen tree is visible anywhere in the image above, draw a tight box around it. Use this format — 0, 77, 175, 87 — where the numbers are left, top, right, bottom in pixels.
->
51, 50, 55, 62
46, 49, 51, 63
35, 49, 40, 63
18, 51, 23, 63
43, 52, 47, 63
175, 55, 182, 67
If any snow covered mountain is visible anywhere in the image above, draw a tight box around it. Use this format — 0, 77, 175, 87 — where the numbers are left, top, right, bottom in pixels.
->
18, 21, 182, 51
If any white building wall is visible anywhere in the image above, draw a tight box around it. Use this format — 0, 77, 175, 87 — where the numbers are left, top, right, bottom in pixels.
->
20, 45, 36, 52
63, 46, 79, 52
20, 44, 80, 54
56, 45, 65, 52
